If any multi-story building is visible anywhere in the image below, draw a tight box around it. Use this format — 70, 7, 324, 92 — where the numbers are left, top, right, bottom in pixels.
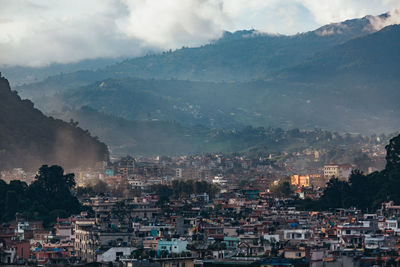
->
290, 175, 310, 187
337, 222, 374, 248
74, 220, 97, 262
176, 168, 183, 179
323, 164, 353, 181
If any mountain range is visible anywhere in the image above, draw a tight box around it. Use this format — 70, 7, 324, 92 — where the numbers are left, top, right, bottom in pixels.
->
2, 13, 400, 156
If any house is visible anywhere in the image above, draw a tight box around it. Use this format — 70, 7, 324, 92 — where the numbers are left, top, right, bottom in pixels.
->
97, 247, 135, 263
382, 201, 400, 217
282, 229, 313, 242
55, 217, 73, 240
143, 237, 158, 250
243, 188, 260, 200
237, 241, 265, 256
364, 235, 390, 250
337, 222, 373, 248
0, 240, 17, 265
223, 236, 239, 250
203, 226, 224, 240
8, 240, 30, 261
284, 248, 306, 259
379, 219, 399, 232
34, 242, 74, 265
157, 238, 188, 255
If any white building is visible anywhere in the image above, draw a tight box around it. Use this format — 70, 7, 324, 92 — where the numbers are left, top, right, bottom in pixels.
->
364, 235, 387, 250
175, 168, 183, 178
282, 229, 313, 241
212, 174, 227, 185
337, 222, 373, 248
323, 164, 353, 180
378, 219, 400, 232
97, 247, 135, 263
157, 238, 188, 254
127, 178, 144, 190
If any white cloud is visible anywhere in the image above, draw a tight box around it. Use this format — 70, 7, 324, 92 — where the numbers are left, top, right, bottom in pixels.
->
299, 0, 400, 25
0, 0, 399, 66
117, 0, 229, 47
0, 0, 147, 66
368, 9, 400, 31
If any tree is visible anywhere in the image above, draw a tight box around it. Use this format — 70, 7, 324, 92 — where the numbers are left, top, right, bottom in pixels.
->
29, 165, 75, 196
319, 178, 351, 209
271, 180, 293, 197
2, 191, 19, 222
0, 165, 82, 225
386, 134, 400, 171
27, 165, 81, 225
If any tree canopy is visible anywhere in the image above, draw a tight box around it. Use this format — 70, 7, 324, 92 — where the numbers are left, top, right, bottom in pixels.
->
0, 165, 82, 226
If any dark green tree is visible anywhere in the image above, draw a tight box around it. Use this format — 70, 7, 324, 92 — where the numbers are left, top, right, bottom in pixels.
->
319, 178, 351, 209
3, 191, 19, 222
27, 165, 81, 225
386, 134, 400, 171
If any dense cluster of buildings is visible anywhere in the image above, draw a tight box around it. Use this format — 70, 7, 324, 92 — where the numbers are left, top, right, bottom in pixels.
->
3, 189, 400, 266
0, 141, 392, 266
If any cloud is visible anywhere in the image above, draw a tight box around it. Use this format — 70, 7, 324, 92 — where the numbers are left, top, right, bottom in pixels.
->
0, 0, 399, 66
0, 0, 151, 66
117, 0, 229, 47
368, 9, 400, 31
299, 0, 400, 25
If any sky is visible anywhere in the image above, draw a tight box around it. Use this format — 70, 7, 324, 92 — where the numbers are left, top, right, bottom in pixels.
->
0, 0, 399, 66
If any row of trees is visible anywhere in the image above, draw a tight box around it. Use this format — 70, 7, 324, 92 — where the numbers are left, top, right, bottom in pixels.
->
0, 165, 81, 226
300, 134, 400, 211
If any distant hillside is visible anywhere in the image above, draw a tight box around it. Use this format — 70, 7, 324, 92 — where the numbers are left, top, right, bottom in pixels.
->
0, 75, 108, 171
1, 57, 122, 87
275, 24, 400, 129
101, 15, 377, 82
56, 106, 210, 156
15, 13, 380, 99
13, 14, 400, 134
280, 24, 400, 82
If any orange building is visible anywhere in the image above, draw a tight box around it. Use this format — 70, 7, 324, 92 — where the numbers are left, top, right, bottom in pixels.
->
290, 175, 310, 187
